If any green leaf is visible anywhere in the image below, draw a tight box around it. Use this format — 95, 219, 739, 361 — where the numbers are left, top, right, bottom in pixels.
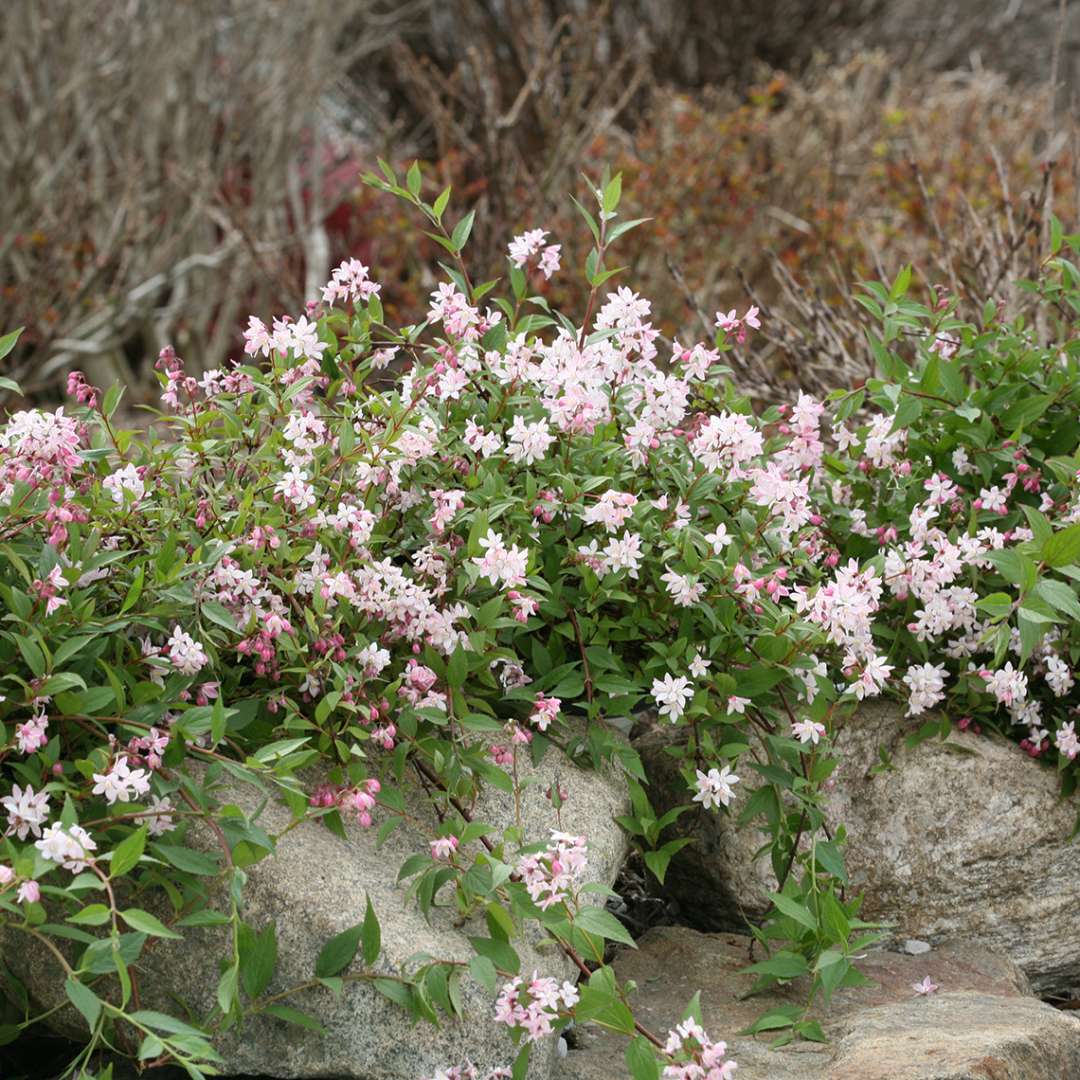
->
890, 394, 922, 433
642, 838, 692, 884
217, 964, 239, 1015
42, 672, 87, 696
739, 1006, 801, 1035
53, 636, 98, 667
14, 635, 45, 678
744, 950, 809, 979
0, 327, 24, 363
314, 923, 364, 978
110, 826, 147, 878
574, 906, 636, 947
433, 185, 451, 221
569, 194, 601, 244
406, 160, 422, 198
64, 977, 102, 1032
469, 954, 497, 994
361, 894, 381, 966
68, 904, 111, 926
602, 172, 622, 214
239, 921, 278, 1000
373, 977, 411, 1010
121, 565, 145, 613
451, 210, 476, 253
138, 1034, 165, 1060
101, 382, 124, 420
575, 982, 636, 1035
767, 891, 818, 933
976, 592, 1014, 620
120, 908, 182, 939
210, 695, 227, 748
1041, 520, 1080, 570
1035, 578, 1080, 622
152, 843, 219, 876
606, 217, 651, 244
263, 1003, 326, 1033
511, 1041, 531, 1080
447, 647, 468, 688
625, 1036, 660, 1080
128, 1010, 211, 1037
889, 264, 912, 300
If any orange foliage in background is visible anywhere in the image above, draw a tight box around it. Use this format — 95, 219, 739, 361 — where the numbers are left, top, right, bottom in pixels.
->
348, 54, 1069, 392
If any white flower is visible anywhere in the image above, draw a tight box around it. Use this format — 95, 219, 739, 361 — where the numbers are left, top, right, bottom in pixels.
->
703, 524, 732, 554
1046, 655, 1074, 697
167, 626, 209, 676
726, 695, 750, 716
903, 663, 948, 716
601, 531, 644, 578
693, 766, 740, 810
2, 783, 50, 840
472, 530, 529, 588
91, 756, 151, 805
102, 463, 145, 506
689, 653, 711, 679
147, 796, 176, 837
506, 415, 554, 466
274, 467, 317, 511
791, 719, 826, 746
35, 823, 97, 872
660, 569, 705, 607
652, 674, 693, 723
1056, 721, 1080, 760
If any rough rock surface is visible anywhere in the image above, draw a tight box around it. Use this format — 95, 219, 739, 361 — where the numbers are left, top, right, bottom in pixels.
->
562, 926, 1080, 1080
5, 750, 629, 1080
641, 700, 1080, 993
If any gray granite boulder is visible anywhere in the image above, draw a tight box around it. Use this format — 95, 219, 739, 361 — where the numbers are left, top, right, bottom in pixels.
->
640, 700, 1080, 994
5, 749, 629, 1079
563, 926, 1080, 1080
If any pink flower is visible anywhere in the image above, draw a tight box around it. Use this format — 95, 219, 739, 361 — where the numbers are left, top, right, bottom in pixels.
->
493, 971, 579, 1044
662, 1017, 738, 1078
16, 880, 40, 904
912, 975, 939, 995
430, 836, 459, 861
15, 711, 49, 754
517, 832, 587, 910
530, 693, 561, 732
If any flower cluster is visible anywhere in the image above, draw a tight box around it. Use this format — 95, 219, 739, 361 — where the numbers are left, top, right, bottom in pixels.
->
662, 1018, 738, 1080
493, 972, 580, 1043
508, 228, 561, 280
517, 832, 588, 910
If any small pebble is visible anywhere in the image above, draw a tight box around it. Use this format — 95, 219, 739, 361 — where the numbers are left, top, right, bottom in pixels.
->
903, 939, 932, 955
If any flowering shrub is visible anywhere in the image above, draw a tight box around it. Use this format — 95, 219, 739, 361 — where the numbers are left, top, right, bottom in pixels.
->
5, 162, 1080, 1079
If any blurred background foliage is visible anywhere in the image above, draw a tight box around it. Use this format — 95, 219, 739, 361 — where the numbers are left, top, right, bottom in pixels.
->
2, 0, 1077, 403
